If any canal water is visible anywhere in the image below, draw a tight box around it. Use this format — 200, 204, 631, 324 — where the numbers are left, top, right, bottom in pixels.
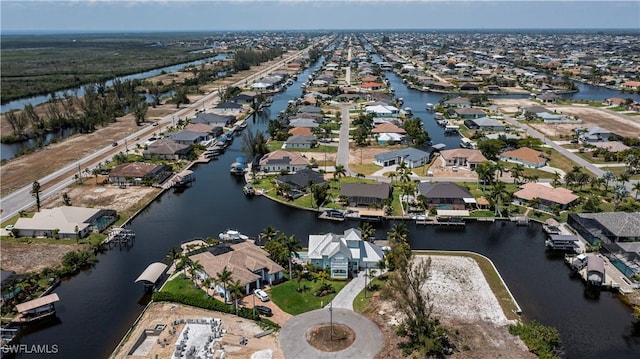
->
11, 54, 640, 359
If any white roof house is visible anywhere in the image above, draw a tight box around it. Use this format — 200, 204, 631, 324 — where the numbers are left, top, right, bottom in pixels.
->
307, 228, 384, 278
13, 206, 116, 239
365, 105, 399, 117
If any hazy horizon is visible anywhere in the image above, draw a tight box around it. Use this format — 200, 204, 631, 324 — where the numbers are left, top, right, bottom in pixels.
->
1, 1, 638, 34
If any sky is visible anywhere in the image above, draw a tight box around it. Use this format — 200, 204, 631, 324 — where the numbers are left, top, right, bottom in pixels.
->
1, 1, 639, 33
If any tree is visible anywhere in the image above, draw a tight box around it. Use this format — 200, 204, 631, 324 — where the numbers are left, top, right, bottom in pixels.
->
633, 182, 640, 200
316, 269, 329, 285
190, 260, 203, 286
260, 225, 279, 242
202, 277, 213, 298
475, 161, 494, 194
511, 164, 525, 185
215, 266, 233, 303
490, 181, 511, 217
177, 255, 193, 277
385, 255, 451, 356
602, 171, 615, 191
310, 184, 328, 208
358, 222, 376, 242
227, 279, 244, 315
241, 129, 269, 163
62, 192, 72, 206
32, 180, 42, 212
334, 164, 347, 179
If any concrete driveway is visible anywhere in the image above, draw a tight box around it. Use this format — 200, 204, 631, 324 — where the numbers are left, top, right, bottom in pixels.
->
279, 308, 383, 359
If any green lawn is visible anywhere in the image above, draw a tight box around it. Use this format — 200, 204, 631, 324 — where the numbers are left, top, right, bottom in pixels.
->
353, 277, 384, 313
161, 273, 208, 298
269, 277, 349, 315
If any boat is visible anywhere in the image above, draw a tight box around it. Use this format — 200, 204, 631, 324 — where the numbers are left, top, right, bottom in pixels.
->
403, 107, 413, 116
543, 218, 562, 235
243, 184, 255, 196
425, 103, 435, 111
545, 234, 579, 251
219, 229, 249, 241
444, 124, 460, 133
460, 137, 476, 149
13, 293, 60, 324
230, 156, 248, 175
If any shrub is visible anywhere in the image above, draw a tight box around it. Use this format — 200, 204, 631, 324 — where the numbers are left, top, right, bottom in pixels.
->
509, 320, 562, 359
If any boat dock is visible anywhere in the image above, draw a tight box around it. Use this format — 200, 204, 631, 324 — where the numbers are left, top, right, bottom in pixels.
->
416, 218, 466, 226
13, 293, 60, 323
318, 211, 345, 222
106, 227, 136, 246
565, 253, 636, 294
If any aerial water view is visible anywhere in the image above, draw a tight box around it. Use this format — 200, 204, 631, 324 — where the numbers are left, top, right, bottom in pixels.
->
1, 1, 640, 358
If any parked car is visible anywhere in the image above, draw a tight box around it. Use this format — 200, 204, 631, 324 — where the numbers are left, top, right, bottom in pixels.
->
4, 225, 14, 232
112, 142, 118, 147
254, 305, 273, 317
254, 288, 269, 302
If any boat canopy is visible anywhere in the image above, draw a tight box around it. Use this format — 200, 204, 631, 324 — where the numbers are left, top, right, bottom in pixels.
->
15, 293, 60, 313
135, 262, 168, 285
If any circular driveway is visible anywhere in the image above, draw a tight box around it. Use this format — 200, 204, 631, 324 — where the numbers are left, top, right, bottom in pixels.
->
279, 308, 383, 359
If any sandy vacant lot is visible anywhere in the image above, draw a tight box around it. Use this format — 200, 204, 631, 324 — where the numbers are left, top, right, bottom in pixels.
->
370, 255, 533, 359
110, 302, 283, 359
492, 98, 640, 139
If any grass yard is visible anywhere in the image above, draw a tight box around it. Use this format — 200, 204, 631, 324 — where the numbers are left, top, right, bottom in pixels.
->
269, 277, 349, 315
353, 277, 384, 313
161, 273, 208, 298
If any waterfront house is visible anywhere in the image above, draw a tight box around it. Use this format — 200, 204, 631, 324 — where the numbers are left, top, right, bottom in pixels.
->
258, 150, 311, 173
185, 123, 219, 136
521, 105, 551, 117
297, 105, 323, 115
284, 135, 316, 150
452, 108, 487, 119
442, 97, 471, 108
374, 147, 431, 168
288, 127, 314, 137
275, 168, 328, 191
193, 113, 236, 127
439, 148, 487, 170
513, 182, 579, 210
499, 147, 547, 168
417, 182, 476, 211
142, 138, 193, 161
307, 228, 385, 279
537, 92, 561, 103
288, 118, 319, 128
567, 212, 640, 278
371, 122, 407, 135
459, 82, 480, 91
339, 182, 391, 207
190, 241, 285, 302
108, 162, 173, 186
365, 104, 400, 117
165, 130, 211, 146
13, 206, 117, 239
229, 92, 255, 105
464, 117, 505, 131
212, 102, 243, 116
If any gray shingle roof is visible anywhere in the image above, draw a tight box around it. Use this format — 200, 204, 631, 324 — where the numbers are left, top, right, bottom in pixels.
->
579, 212, 640, 238
418, 182, 472, 199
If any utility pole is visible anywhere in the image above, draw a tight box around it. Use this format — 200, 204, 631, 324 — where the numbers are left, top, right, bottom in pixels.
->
329, 300, 333, 341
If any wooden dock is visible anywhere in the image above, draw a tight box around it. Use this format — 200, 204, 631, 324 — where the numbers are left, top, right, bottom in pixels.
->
318, 212, 345, 222
416, 219, 466, 226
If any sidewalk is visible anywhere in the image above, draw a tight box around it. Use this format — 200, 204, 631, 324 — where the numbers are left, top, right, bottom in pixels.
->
328, 269, 383, 310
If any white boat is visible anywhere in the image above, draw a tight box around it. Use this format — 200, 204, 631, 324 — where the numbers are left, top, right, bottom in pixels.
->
425, 103, 434, 111
460, 137, 476, 149
219, 229, 249, 241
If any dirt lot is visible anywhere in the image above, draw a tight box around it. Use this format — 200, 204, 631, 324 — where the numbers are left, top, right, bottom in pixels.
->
366, 255, 534, 359
110, 302, 283, 359
492, 98, 640, 140
0, 241, 86, 274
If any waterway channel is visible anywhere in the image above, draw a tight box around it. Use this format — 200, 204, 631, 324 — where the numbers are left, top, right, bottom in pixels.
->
11, 53, 640, 359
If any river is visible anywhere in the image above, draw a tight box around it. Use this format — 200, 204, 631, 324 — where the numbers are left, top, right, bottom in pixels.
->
10, 52, 640, 359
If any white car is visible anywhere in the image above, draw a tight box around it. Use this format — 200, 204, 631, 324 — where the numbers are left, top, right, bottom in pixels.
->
254, 288, 269, 302
4, 225, 14, 232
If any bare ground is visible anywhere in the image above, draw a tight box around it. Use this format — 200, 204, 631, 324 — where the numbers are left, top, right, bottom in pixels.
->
0, 241, 87, 274
491, 98, 640, 140
365, 255, 534, 359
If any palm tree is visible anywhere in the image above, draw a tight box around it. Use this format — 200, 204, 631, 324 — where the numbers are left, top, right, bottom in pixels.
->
614, 184, 629, 210
259, 225, 279, 242
529, 197, 542, 211
177, 255, 193, 278
602, 170, 615, 191
356, 173, 365, 182
551, 171, 562, 187
617, 173, 630, 186
633, 182, 640, 200
489, 181, 511, 217
358, 222, 376, 242
334, 164, 346, 179
202, 277, 213, 297
386, 171, 397, 185
493, 161, 505, 182
215, 266, 233, 303
227, 279, 244, 315
166, 246, 181, 264
475, 161, 494, 194
32, 180, 41, 212
511, 164, 525, 185
190, 260, 203, 285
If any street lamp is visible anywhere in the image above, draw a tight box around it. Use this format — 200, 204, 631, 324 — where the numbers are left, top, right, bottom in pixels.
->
329, 300, 333, 341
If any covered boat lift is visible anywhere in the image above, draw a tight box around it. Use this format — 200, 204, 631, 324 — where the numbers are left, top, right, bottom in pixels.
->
14, 293, 60, 323
135, 262, 168, 290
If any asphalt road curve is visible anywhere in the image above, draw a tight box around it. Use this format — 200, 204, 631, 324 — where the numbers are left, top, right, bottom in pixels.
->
279, 308, 383, 359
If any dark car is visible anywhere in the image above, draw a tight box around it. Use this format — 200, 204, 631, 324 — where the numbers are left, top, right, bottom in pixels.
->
254, 305, 273, 317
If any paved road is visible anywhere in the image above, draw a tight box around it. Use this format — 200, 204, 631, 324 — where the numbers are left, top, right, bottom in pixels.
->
335, 104, 354, 175
0, 42, 327, 223
279, 308, 383, 359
